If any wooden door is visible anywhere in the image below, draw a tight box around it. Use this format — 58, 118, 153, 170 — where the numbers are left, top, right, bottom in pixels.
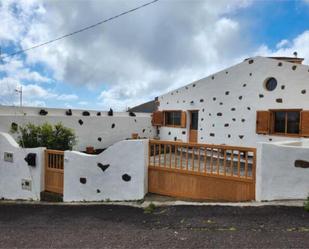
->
45, 149, 64, 194
189, 111, 198, 143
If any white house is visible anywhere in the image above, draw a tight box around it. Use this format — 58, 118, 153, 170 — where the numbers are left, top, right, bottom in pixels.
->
152, 56, 309, 147
0, 56, 308, 202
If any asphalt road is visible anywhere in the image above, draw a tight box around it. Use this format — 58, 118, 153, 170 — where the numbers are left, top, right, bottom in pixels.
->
0, 203, 308, 248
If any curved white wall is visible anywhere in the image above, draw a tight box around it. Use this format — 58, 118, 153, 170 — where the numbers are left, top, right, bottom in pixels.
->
63, 139, 148, 202
158, 56, 309, 148
0, 106, 154, 151
256, 140, 309, 201
0, 132, 44, 200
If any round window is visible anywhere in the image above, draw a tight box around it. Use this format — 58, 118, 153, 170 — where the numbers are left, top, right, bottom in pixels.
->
264, 77, 277, 91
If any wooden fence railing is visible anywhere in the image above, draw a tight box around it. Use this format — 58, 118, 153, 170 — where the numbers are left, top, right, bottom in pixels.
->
148, 140, 256, 181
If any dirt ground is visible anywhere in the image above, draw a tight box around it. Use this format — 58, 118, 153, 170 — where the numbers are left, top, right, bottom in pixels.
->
0, 203, 308, 248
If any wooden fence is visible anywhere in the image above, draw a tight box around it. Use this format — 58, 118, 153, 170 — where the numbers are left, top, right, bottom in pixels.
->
45, 149, 64, 194
148, 140, 256, 201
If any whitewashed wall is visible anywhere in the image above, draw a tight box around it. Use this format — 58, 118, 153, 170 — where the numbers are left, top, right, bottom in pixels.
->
256, 140, 309, 201
63, 139, 148, 202
158, 56, 309, 148
0, 132, 44, 201
0, 106, 154, 151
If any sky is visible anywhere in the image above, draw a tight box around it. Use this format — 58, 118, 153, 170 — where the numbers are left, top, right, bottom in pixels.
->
0, 0, 309, 111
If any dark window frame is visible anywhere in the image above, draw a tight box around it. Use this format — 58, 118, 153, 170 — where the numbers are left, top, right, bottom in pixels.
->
164, 110, 182, 127
270, 109, 302, 137
264, 77, 278, 91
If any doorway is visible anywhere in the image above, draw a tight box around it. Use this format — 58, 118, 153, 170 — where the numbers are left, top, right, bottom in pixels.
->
189, 110, 198, 143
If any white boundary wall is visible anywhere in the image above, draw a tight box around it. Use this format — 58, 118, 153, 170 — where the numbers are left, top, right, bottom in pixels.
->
0, 132, 45, 200
0, 106, 154, 151
256, 140, 309, 201
63, 139, 148, 202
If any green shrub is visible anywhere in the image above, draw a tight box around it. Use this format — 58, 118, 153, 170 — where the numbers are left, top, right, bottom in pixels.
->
144, 203, 156, 214
12, 122, 77, 150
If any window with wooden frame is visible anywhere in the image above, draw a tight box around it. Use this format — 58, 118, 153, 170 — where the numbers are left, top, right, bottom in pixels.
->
163, 110, 186, 128
165, 111, 181, 126
271, 110, 301, 135
256, 109, 307, 137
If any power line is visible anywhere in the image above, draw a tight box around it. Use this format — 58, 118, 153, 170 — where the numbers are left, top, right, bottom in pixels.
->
1, 0, 159, 59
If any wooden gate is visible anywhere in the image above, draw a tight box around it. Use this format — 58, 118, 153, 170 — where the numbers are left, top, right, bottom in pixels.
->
45, 149, 64, 194
148, 140, 256, 201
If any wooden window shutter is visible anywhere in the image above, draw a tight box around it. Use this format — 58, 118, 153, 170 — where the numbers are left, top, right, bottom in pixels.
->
152, 111, 163, 126
180, 111, 187, 128
256, 111, 270, 134
301, 111, 309, 137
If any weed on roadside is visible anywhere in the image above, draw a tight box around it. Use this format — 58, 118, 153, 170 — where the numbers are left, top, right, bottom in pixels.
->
144, 203, 156, 214
304, 196, 309, 212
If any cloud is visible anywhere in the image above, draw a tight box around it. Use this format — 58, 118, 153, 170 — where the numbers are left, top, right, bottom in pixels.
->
0, 77, 78, 107
255, 30, 309, 64
0, 0, 255, 110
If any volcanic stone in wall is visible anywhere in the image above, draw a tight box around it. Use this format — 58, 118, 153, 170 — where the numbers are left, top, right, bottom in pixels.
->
82, 111, 90, 116
111, 123, 115, 129
80, 177, 87, 184
239, 135, 244, 139
225, 91, 229, 95
129, 112, 136, 117
78, 119, 83, 125
108, 108, 113, 116
97, 189, 101, 193
259, 94, 264, 98
97, 163, 110, 172
281, 85, 285, 90
39, 109, 48, 116
182, 131, 186, 135
142, 129, 145, 133
98, 137, 102, 142
294, 160, 309, 168
276, 98, 283, 103
122, 174, 131, 182
66, 109, 72, 116
11, 122, 18, 132
301, 89, 306, 94
217, 112, 222, 116
243, 83, 247, 87
210, 133, 215, 137
200, 99, 204, 102
97, 112, 101, 116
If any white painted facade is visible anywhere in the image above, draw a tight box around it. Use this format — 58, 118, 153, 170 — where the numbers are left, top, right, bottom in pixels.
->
0, 132, 45, 200
63, 139, 148, 202
256, 140, 309, 201
157, 56, 309, 148
0, 106, 155, 151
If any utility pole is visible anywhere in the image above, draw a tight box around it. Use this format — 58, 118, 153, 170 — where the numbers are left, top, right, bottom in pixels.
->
15, 86, 22, 107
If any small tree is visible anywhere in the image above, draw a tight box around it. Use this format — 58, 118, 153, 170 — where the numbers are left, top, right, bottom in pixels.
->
12, 122, 77, 150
